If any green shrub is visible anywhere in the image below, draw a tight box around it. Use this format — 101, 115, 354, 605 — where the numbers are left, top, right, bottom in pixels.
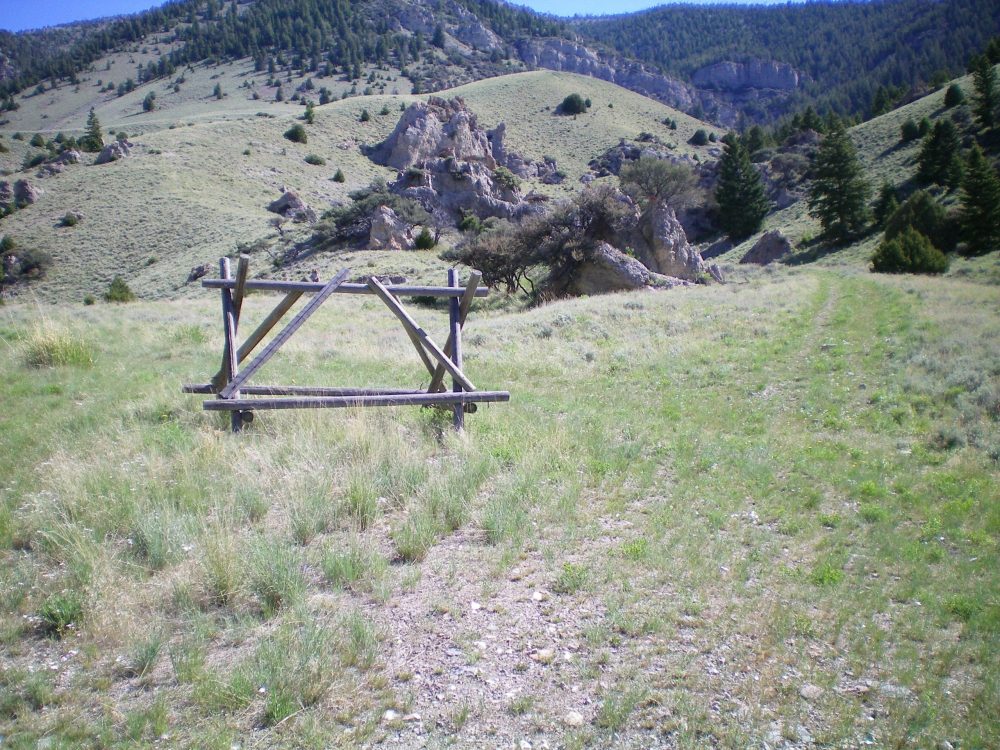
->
884, 190, 957, 252
103, 276, 136, 302
29, 133, 45, 147
283, 124, 307, 143
332, 168, 345, 182
22, 152, 45, 170
414, 226, 435, 249
492, 165, 520, 192
38, 591, 84, 636
872, 227, 949, 274
457, 211, 483, 234
314, 179, 430, 247
59, 212, 79, 227
558, 93, 588, 115
944, 84, 965, 107
359, 108, 371, 122
304, 154, 326, 166
690, 129, 709, 146
900, 118, 921, 143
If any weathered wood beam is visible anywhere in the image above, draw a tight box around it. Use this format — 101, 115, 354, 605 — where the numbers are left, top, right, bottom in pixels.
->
210, 290, 302, 391
184, 384, 424, 396
448, 269, 465, 431
218, 258, 242, 432
220, 268, 350, 399
201, 279, 489, 298
231, 254, 251, 325
203, 391, 510, 411
367, 276, 476, 392
427, 271, 481, 394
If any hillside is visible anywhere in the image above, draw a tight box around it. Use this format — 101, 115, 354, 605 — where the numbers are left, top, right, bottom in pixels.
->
578, 0, 1000, 120
0, 69, 718, 302
1, 263, 997, 748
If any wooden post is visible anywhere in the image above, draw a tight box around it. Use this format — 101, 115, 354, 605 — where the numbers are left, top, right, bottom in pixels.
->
427, 271, 480, 394
448, 269, 464, 431
218, 258, 242, 432
231, 254, 251, 325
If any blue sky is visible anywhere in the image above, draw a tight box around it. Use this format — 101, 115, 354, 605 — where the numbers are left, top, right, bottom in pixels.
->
1, 0, 792, 33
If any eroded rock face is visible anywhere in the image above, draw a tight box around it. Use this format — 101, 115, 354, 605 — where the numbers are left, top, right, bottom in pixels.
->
95, 140, 132, 164
368, 205, 415, 250
267, 189, 317, 223
55, 149, 82, 165
564, 242, 650, 296
12, 179, 42, 206
740, 229, 793, 265
642, 202, 705, 278
367, 97, 555, 220
692, 59, 800, 92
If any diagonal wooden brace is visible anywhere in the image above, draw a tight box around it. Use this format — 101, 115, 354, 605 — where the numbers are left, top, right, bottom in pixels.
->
220, 268, 350, 399
367, 276, 476, 392
427, 270, 481, 394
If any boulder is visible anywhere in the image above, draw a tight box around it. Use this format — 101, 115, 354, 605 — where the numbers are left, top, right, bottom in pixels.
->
368, 205, 415, 250
740, 230, 793, 265
36, 162, 64, 178
95, 140, 132, 164
187, 264, 210, 283
12, 179, 42, 206
54, 149, 82, 165
267, 189, 318, 223
565, 242, 649, 296
644, 202, 705, 278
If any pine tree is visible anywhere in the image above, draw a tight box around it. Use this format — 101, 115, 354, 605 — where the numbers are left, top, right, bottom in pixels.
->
807, 126, 870, 242
83, 107, 104, 152
917, 119, 963, 188
969, 54, 997, 131
943, 83, 965, 108
715, 135, 770, 240
872, 180, 899, 227
958, 145, 1000, 256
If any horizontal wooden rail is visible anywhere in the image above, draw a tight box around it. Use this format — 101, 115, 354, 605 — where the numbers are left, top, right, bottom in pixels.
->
202, 391, 510, 411
184, 384, 424, 396
202, 279, 489, 298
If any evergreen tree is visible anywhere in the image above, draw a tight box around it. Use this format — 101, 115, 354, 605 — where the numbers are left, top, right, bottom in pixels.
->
917, 119, 963, 188
715, 135, 771, 240
871, 227, 949, 274
969, 54, 997, 131
83, 107, 103, 152
958, 145, 1000, 256
872, 180, 899, 227
807, 126, 870, 242
944, 83, 965, 108
304, 101, 315, 124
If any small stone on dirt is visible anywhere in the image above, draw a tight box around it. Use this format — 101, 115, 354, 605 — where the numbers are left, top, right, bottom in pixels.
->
382, 709, 400, 723
531, 591, 547, 602
531, 648, 555, 664
564, 710, 585, 727
799, 684, 824, 701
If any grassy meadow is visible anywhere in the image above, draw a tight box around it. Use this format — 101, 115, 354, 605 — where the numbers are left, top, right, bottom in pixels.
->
1, 262, 997, 748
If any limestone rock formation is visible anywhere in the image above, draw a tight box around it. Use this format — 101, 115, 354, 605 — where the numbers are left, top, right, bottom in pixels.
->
564, 242, 650, 296
740, 230, 793, 265
17, 180, 42, 205
641, 202, 706, 278
95, 140, 132, 164
55, 149, 82, 165
366, 97, 554, 220
368, 206, 415, 250
692, 59, 800, 92
267, 189, 318, 223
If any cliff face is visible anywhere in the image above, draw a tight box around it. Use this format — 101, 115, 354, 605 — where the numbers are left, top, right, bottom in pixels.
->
513, 38, 799, 126
691, 59, 800, 92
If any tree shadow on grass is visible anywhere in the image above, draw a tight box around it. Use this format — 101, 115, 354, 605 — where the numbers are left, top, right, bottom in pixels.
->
782, 235, 846, 265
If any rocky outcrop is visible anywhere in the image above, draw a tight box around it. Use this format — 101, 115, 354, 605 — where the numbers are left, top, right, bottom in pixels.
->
392, 0, 503, 52
692, 59, 799, 92
95, 140, 132, 164
367, 97, 554, 220
17, 180, 42, 205
368, 206, 415, 250
564, 242, 650, 296
267, 189, 318, 223
187, 264, 210, 283
642, 202, 705, 278
740, 230, 793, 265
0, 182, 12, 211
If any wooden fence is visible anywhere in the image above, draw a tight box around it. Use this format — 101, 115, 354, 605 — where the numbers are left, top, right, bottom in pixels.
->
182, 256, 509, 432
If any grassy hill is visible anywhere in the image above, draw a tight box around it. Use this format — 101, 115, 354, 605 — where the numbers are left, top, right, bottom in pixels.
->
0, 68, 714, 303
1, 265, 997, 747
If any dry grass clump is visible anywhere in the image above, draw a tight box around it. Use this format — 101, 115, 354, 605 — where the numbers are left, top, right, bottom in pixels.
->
21, 319, 95, 367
